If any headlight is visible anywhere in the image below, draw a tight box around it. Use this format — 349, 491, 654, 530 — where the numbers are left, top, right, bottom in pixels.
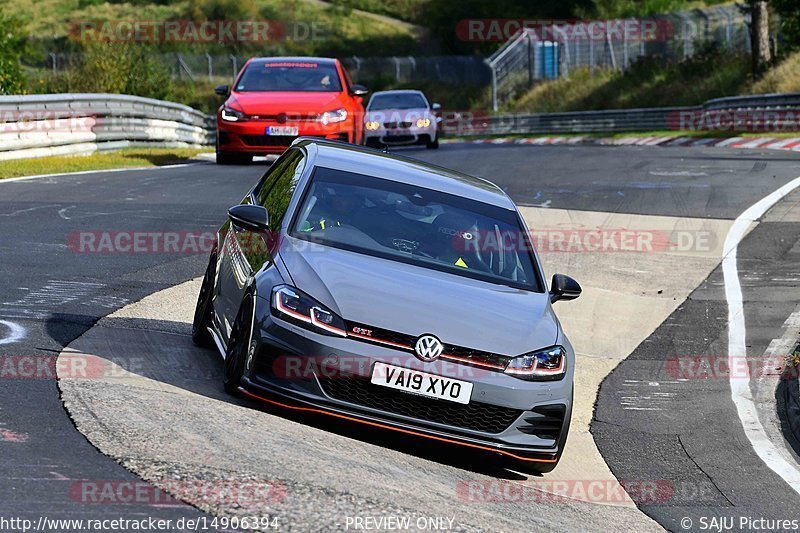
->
416, 118, 431, 128
221, 106, 247, 122
365, 121, 380, 130
504, 346, 566, 381
319, 108, 347, 125
271, 285, 347, 337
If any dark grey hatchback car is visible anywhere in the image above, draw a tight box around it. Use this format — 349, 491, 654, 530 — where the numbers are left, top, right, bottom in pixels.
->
192, 138, 581, 473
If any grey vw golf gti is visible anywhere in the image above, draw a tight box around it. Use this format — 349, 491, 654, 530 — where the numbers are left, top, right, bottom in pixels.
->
193, 138, 581, 473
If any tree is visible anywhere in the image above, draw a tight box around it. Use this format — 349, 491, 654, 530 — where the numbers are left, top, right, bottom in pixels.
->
0, 13, 26, 94
749, 0, 772, 78
771, 0, 800, 52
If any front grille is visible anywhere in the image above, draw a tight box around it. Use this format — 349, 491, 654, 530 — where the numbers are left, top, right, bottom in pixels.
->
241, 135, 296, 147
383, 135, 415, 143
319, 374, 522, 434
384, 121, 413, 129
344, 320, 510, 371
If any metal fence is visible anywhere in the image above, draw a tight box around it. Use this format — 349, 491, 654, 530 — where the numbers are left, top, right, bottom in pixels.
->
32, 53, 491, 86
487, 5, 753, 110
0, 94, 214, 161
3, 91, 798, 162
441, 93, 800, 136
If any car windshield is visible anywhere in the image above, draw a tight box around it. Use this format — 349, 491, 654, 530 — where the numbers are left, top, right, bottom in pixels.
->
235, 62, 342, 92
369, 93, 428, 110
291, 167, 541, 291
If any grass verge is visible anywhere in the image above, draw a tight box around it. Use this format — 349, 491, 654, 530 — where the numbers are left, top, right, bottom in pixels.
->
0, 148, 210, 180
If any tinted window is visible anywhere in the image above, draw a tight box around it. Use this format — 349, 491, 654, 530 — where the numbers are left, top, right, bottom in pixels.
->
256, 150, 305, 229
368, 93, 427, 110
291, 167, 540, 291
236, 61, 342, 92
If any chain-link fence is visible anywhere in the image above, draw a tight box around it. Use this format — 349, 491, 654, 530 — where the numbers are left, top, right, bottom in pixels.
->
487, 5, 755, 110
29, 53, 490, 87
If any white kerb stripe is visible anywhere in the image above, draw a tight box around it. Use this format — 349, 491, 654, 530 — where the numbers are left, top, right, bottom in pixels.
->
723, 174, 800, 494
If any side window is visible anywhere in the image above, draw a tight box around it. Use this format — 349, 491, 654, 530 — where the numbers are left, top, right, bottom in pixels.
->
256, 150, 305, 229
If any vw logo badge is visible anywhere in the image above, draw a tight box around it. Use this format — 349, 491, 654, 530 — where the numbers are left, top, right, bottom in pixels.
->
414, 334, 444, 362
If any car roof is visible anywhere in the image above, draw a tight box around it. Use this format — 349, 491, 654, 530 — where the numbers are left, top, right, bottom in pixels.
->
294, 139, 516, 210
247, 57, 338, 66
371, 90, 425, 96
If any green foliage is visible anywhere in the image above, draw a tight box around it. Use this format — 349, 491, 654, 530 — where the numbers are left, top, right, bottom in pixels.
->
52, 42, 174, 100
329, 0, 428, 24
0, 13, 27, 94
585, 0, 729, 19
423, 0, 594, 54
510, 46, 750, 112
773, 0, 800, 52
183, 0, 258, 21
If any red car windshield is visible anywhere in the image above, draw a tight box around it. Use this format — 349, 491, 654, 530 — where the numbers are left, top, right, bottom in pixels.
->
235, 62, 342, 92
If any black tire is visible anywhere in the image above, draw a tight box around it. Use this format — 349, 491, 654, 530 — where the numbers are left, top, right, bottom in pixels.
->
223, 294, 256, 396
191, 252, 216, 347
426, 136, 439, 149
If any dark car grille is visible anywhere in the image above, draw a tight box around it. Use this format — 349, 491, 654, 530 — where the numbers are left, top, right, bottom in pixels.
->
383, 135, 415, 143
344, 320, 511, 371
384, 121, 413, 129
319, 374, 522, 434
241, 135, 297, 147
516, 404, 566, 444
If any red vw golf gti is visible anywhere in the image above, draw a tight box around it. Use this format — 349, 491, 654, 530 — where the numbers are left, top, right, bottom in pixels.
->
215, 57, 368, 164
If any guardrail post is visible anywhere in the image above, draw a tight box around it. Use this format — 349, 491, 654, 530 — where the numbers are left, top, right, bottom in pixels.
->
487, 61, 498, 112
623, 22, 629, 69
206, 53, 213, 82
229, 55, 238, 81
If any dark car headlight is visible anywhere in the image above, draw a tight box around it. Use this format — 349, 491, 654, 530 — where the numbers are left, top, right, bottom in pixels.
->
504, 346, 566, 381
221, 106, 248, 122
271, 285, 347, 337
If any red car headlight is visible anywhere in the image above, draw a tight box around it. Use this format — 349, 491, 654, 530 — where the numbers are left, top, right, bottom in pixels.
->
271, 285, 347, 337
504, 346, 566, 381
221, 106, 248, 122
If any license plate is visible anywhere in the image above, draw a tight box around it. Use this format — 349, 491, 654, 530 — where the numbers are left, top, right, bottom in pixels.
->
267, 126, 299, 136
370, 362, 473, 405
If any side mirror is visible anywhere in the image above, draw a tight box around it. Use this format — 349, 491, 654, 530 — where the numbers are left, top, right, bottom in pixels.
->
215, 84, 229, 96
431, 102, 441, 110
228, 204, 269, 232
550, 274, 581, 303
351, 84, 369, 96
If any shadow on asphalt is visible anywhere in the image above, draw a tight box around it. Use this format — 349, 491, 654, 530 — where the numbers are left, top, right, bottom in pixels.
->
88, 316, 529, 481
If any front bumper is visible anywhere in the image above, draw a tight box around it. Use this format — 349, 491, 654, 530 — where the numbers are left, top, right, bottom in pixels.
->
217, 119, 354, 155
242, 298, 573, 463
364, 126, 436, 146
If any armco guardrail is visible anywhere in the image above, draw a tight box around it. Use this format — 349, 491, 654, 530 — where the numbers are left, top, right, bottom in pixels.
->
444, 93, 800, 136
4, 92, 799, 160
0, 94, 215, 161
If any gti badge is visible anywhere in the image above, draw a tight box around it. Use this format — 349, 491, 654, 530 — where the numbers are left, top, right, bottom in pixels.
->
414, 334, 444, 362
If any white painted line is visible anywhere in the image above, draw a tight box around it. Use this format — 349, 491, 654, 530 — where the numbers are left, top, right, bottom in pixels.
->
0, 162, 205, 184
0, 320, 26, 345
723, 174, 800, 495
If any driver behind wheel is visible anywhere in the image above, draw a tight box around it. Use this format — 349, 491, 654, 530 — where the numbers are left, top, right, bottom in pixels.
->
299, 185, 362, 232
